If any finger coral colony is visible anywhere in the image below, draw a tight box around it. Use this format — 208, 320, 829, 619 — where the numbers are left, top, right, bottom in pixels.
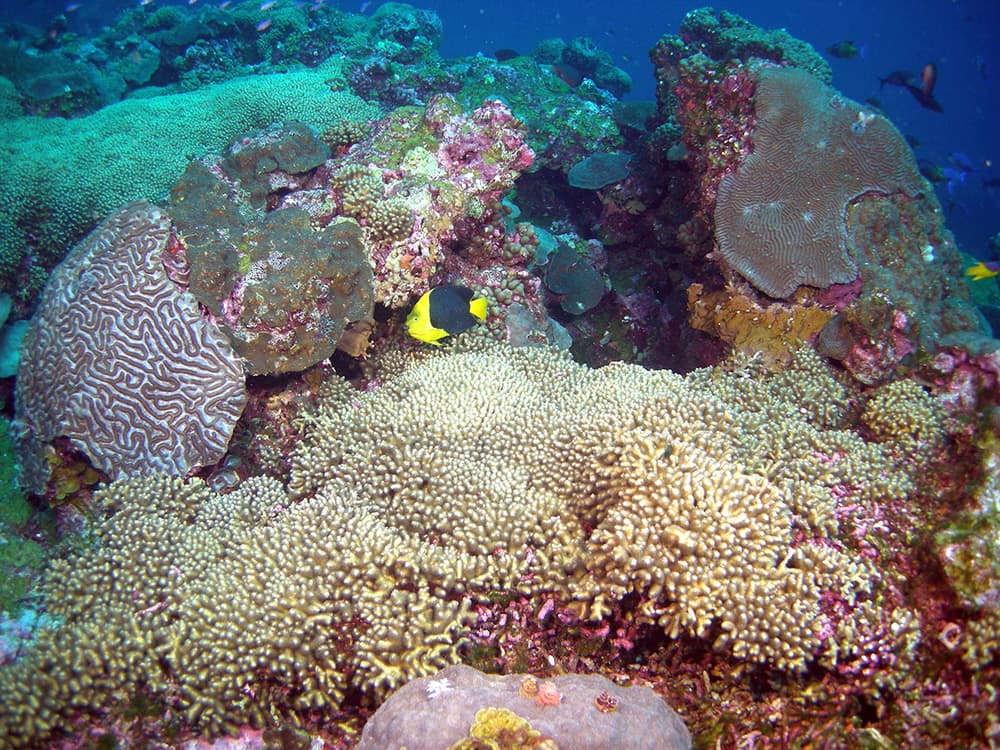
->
0, 3, 997, 749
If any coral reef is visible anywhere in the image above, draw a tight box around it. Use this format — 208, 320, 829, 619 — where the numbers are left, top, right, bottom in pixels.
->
666, 38, 989, 383
12, 202, 247, 494
307, 94, 534, 308
170, 141, 374, 374
357, 664, 690, 750
0, 341, 947, 745
714, 65, 924, 298
1, 4, 998, 748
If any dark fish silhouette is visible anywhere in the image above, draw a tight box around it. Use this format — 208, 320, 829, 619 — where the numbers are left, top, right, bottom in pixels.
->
827, 40, 862, 59
878, 70, 916, 89
494, 48, 521, 61
551, 62, 582, 87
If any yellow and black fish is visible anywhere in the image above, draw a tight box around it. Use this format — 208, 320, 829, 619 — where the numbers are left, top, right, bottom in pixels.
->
405, 284, 487, 344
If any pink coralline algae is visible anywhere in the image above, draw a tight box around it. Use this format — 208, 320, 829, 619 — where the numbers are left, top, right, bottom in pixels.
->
13, 201, 247, 494
316, 94, 535, 308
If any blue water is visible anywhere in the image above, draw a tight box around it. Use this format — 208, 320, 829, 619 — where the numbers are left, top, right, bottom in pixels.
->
8, 0, 1000, 254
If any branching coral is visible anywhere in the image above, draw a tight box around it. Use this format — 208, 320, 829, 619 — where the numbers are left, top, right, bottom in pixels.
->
0, 343, 943, 745
0, 473, 472, 745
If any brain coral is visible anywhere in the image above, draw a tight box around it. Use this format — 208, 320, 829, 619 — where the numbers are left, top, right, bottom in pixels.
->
714, 64, 926, 298
12, 201, 247, 494
0, 69, 379, 306
0, 342, 933, 745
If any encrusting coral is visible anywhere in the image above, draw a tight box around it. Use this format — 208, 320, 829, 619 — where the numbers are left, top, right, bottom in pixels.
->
0, 342, 947, 745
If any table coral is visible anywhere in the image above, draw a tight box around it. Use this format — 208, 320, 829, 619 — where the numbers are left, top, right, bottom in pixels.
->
12, 201, 247, 494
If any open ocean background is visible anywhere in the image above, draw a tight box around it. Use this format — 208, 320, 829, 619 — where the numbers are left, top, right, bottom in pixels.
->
8, 0, 1000, 255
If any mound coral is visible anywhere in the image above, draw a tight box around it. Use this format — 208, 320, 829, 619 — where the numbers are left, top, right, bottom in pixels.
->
170, 151, 374, 375
669, 45, 988, 383
0, 69, 379, 307
0, 342, 943, 745
357, 664, 690, 750
12, 201, 247, 494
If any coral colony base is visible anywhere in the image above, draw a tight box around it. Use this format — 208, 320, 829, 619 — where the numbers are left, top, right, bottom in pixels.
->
0, 3, 998, 749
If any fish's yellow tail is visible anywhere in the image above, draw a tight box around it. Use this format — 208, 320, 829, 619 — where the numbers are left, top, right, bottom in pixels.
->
469, 296, 488, 321
966, 262, 1000, 281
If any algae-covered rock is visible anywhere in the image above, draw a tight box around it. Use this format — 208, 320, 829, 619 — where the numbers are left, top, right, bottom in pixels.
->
171, 159, 372, 374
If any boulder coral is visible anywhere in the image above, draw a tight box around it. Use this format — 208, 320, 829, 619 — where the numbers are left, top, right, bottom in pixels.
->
170, 146, 374, 375
0, 340, 947, 745
357, 664, 690, 750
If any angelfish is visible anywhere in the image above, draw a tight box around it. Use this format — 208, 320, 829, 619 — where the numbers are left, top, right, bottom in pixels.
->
405, 285, 487, 345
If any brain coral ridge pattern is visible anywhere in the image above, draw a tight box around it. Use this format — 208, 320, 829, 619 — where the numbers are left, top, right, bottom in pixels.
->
714, 64, 926, 298
12, 201, 247, 493
0, 343, 936, 744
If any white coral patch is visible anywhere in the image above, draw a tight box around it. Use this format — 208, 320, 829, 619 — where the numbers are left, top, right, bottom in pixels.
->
425, 678, 454, 700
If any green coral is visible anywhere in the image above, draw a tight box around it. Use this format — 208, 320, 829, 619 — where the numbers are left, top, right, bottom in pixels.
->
455, 56, 622, 172
0, 68, 380, 306
0, 418, 44, 617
